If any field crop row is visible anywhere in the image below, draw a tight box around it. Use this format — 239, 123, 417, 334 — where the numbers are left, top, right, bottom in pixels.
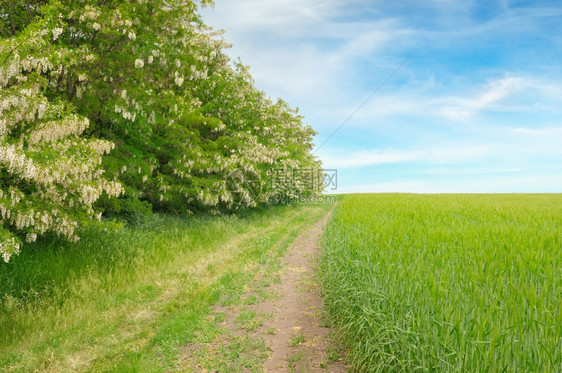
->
321, 194, 561, 372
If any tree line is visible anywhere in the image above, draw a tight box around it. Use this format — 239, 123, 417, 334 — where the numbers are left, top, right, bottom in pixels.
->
0, 0, 322, 262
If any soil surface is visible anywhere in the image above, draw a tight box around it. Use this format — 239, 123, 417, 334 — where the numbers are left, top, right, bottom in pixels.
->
261, 210, 347, 372
207, 210, 348, 372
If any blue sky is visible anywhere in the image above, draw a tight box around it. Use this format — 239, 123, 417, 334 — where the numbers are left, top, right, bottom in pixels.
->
201, 0, 562, 193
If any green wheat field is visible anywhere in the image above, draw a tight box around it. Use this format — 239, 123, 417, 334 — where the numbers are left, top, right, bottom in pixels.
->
321, 194, 562, 372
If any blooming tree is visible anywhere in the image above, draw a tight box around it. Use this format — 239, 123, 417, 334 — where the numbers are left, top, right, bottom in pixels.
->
0, 0, 323, 260
0, 2, 122, 261
43, 0, 322, 214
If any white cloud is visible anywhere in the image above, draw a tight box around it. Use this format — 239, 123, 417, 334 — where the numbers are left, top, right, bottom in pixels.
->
203, 2, 562, 128
512, 127, 548, 135
332, 180, 436, 194
203, 0, 337, 33
440, 76, 524, 120
416, 166, 522, 176
321, 145, 494, 168
333, 173, 562, 194
334, 21, 413, 60
201, 1, 413, 111
332, 74, 562, 126
202, 1, 562, 193
511, 126, 562, 139
320, 132, 562, 170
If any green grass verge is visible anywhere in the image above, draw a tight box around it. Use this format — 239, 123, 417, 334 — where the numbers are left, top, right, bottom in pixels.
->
0, 202, 333, 372
321, 194, 562, 372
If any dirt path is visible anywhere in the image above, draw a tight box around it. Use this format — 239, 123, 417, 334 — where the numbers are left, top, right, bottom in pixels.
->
259, 211, 347, 372
201, 210, 348, 372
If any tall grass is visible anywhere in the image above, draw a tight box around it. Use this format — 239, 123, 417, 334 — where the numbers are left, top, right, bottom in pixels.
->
321, 194, 562, 372
0, 203, 332, 372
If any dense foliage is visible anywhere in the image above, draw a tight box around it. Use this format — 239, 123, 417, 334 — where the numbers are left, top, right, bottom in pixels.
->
0, 0, 322, 261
